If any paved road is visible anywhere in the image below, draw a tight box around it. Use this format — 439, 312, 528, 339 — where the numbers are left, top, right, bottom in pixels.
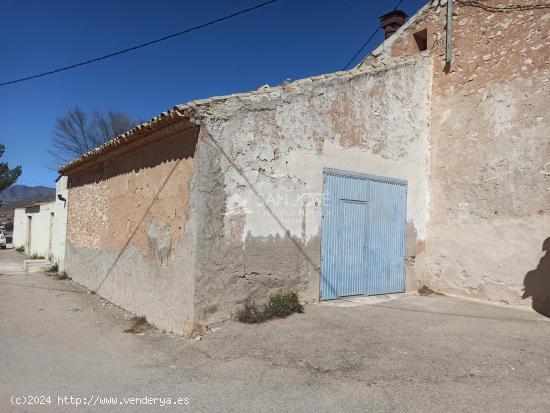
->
0, 249, 549, 412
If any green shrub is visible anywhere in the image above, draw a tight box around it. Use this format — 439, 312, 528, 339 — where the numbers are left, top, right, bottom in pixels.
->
15, 246, 24, 253
265, 289, 304, 318
31, 253, 45, 260
236, 289, 303, 324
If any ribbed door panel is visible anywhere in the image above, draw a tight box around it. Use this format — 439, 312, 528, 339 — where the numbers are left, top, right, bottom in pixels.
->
366, 179, 407, 295
321, 173, 369, 299
321, 169, 407, 300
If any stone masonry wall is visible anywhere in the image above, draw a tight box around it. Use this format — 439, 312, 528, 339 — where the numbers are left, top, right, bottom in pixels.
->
64, 127, 200, 335
360, 0, 550, 308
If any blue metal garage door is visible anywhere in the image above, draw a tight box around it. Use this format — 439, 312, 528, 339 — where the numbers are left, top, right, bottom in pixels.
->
321, 169, 407, 300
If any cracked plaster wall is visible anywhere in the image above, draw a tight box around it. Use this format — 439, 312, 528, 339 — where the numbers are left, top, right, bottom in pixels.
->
188, 58, 431, 324
360, 0, 550, 307
64, 128, 199, 335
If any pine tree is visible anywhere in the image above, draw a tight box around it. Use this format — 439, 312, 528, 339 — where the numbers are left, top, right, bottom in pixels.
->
0, 144, 22, 193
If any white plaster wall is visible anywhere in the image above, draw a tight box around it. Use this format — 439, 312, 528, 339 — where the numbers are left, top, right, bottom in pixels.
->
12, 202, 58, 258
186, 57, 432, 316
195, 58, 431, 248
24, 202, 56, 258
232, 140, 429, 243
12, 208, 27, 249
12, 178, 68, 265
52, 176, 68, 269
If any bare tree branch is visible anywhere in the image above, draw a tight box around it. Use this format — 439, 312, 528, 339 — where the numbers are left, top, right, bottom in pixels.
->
49, 107, 140, 170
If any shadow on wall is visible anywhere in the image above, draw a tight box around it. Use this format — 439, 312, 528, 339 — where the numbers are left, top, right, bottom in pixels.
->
523, 237, 550, 317
69, 128, 198, 188
68, 127, 199, 293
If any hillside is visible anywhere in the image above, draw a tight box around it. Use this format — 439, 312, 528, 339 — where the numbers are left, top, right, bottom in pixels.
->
0, 185, 56, 225
0, 185, 55, 203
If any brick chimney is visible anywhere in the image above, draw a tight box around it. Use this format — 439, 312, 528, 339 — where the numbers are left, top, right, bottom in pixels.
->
379, 10, 408, 39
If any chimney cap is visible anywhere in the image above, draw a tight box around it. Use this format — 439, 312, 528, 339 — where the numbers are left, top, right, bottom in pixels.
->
379, 10, 408, 20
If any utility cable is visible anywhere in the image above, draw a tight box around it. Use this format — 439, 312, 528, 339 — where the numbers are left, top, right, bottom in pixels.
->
0, 0, 280, 87
457, 0, 550, 12
342, 0, 406, 70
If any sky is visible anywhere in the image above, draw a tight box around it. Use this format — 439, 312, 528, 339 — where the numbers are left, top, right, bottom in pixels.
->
0, 0, 426, 188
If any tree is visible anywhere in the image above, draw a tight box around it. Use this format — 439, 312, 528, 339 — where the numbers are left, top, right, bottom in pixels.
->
0, 144, 22, 193
50, 107, 140, 168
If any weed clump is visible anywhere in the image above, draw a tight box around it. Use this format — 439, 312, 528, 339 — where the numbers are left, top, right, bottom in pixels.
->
15, 246, 24, 253
236, 300, 267, 323
48, 263, 59, 273
31, 253, 45, 260
123, 316, 151, 333
236, 289, 304, 324
56, 271, 69, 280
418, 285, 438, 296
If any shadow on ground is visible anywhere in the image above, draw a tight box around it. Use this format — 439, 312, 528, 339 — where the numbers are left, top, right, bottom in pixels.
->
523, 236, 550, 317
1, 248, 550, 412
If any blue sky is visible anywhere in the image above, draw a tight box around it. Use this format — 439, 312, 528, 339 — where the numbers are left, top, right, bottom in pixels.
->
0, 0, 426, 187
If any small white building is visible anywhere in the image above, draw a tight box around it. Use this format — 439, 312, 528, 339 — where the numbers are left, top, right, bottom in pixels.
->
12, 176, 68, 269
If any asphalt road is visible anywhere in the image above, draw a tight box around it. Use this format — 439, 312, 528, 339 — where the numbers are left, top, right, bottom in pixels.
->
0, 249, 549, 412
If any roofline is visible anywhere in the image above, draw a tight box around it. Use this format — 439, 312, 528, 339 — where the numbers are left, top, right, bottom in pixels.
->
357, 0, 434, 67
57, 66, 371, 175
379, 10, 408, 19
15, 200, 56, 210
58, 108, 193, 175
59, 55, 427, 175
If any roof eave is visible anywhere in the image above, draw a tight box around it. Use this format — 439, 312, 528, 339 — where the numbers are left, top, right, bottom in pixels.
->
58, 107, 193, 175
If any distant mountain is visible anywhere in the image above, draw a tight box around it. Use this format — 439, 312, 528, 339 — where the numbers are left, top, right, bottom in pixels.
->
0, 185, 55, 203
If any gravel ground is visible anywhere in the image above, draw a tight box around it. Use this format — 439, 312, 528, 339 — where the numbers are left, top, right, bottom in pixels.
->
0, 249, 549, 412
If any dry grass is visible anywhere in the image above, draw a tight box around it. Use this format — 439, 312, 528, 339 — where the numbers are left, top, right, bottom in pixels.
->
123, 316, 152, 334
56, 272, 69, 280
235, 300, 267, 323
418, 285, 441, 296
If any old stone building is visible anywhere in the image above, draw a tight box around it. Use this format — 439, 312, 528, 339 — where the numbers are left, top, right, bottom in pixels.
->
358, 0, 549, 309
59, 0, 549, 335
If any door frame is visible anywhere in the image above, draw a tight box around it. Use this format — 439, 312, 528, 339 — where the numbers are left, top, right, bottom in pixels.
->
323, 168, 407, 186
320, 168, 408, 300
26, 215, 32, 253
48, 212, 54, 259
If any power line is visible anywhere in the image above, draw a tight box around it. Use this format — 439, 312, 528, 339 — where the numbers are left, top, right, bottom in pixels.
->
341, 27, 381, 71
342, 0, 406, 70
457, 0, 550, 12
343, 0, 549, 70
0, 0, 281, 88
